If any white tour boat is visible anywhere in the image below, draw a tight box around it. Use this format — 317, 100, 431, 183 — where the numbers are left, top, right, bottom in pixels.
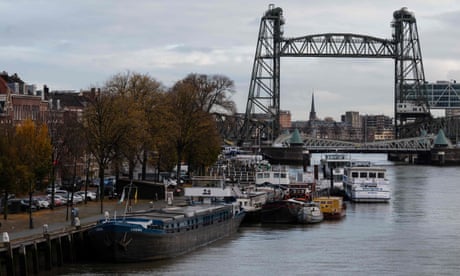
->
343, 162, 391, 203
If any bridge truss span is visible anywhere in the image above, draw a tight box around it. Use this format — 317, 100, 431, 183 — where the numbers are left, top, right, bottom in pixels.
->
300, 135, 435, 153
281, 33, 395, 58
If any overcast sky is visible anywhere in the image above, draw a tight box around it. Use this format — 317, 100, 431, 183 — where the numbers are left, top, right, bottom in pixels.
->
1, 0, 459, 121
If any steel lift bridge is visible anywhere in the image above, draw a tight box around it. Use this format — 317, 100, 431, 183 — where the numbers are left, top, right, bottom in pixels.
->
274, 131, 437, 154
238, 5, 430, 146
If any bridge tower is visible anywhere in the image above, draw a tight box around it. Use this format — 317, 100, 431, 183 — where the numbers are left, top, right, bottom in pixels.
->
239, 4, 284, 145
237, 6, 431, 145
392, 8, 431, 138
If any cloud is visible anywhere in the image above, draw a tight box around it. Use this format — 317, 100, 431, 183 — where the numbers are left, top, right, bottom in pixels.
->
0, 0, 458, 121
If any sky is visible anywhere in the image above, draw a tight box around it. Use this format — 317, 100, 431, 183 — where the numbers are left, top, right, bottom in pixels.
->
1, 0, 459, 121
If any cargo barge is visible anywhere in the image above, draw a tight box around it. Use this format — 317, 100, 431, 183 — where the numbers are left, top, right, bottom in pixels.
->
88, 180, 245, 262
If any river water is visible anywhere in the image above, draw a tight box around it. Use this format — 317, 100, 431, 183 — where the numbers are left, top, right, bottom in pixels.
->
57, 154, 460, 276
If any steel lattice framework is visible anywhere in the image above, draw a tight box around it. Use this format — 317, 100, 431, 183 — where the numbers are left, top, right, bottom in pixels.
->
281, 34, 395, 58
238, 5, 429, 145
274, 133, 436, 153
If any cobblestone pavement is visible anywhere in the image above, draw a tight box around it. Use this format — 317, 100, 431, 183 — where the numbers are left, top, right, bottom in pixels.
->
0, 198, 174, 241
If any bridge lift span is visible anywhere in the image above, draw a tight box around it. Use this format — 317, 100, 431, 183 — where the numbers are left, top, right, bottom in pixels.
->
238, 5, 429, 145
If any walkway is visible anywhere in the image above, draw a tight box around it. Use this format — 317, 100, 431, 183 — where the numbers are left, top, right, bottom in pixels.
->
0, 198, 175, 242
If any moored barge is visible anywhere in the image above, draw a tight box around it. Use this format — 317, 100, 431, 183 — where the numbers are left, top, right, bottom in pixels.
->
88, 179, 245, 262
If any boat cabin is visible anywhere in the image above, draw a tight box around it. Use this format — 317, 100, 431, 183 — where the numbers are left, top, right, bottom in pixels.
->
255, 166, 290, 186
344, 164, 387, 184
313, 196, 345, 219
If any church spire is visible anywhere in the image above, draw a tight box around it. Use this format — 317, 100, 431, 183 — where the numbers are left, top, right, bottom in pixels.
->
309, 92, 317, 121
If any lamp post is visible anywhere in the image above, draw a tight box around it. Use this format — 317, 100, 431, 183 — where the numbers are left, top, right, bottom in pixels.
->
84, 154, 91, 204
28, 187, 33, 229
153, 151, 160, 183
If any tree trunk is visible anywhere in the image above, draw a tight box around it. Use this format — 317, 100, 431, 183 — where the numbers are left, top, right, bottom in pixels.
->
142, 149, 147, 181
99, 166, 105, 214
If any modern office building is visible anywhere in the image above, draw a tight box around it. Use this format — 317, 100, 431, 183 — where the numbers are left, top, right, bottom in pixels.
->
425, 80, 460, 111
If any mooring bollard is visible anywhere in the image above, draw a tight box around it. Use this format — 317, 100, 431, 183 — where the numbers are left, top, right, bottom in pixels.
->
2, 232, 9, 243
75, 217, 81, 229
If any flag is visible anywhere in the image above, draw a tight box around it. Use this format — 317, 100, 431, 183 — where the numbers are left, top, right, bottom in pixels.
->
118, 189, 125, 204
134, 189, 138, 204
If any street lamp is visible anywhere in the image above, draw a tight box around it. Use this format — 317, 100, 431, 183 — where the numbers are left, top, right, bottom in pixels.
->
28, 186, 33, 229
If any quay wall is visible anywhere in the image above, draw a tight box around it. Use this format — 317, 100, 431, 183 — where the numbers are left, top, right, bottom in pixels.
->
430, 148, 460, 165
388, 148, 460, 165
0, 224, 94, 276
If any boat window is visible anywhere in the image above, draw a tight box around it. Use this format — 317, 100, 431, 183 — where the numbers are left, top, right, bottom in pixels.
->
274, 173, 280, 178
280, 173, 287, 179
378, 172, 385, 178
264, 173, 270, 178
360, 172, 367, 178
351, 172, 359, 178
257, 173, 263, 178
369, 172, 376, 178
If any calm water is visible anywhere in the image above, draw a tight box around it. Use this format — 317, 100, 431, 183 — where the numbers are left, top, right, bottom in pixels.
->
57, 154, 460, 276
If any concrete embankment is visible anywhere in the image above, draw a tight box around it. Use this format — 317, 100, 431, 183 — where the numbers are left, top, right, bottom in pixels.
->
0, 198, 175, 275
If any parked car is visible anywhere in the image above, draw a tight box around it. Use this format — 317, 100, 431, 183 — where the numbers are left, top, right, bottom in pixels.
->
75, 191, 97, 201
20, 199, 38, 212
35, 197, 50, 209
54, 190, 69, 199
47, 194, 67, 206
71, 194, 83, 204
0, 198, 22, 214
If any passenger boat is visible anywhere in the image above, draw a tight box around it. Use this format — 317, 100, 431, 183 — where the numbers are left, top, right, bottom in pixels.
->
254, 164, 290, 186
318, 153, 352, 190
88, 179, 245, 262
313, 196, 346, 220
343, 162, 391, 203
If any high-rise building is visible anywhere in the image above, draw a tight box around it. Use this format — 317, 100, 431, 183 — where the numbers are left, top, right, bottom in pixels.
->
344, 111, 361, 128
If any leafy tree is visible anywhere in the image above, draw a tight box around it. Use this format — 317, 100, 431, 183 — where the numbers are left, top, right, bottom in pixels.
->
83, 90, 141, 213
0, 124, 20, 219
184, 112, 221, 175
59, 112, 86, 215
183, 73, 236, 114
165, 75, 224, 179
14, 119, 52, 228
104, 71, 164, 182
